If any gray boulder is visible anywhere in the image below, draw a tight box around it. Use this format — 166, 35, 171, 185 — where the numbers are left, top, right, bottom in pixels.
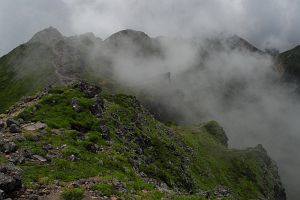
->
5, 119, 19, 127
89, 98, 104, 117
214, 185, 230, 197
3, 142, 17, 154
0, 163, 22, 194
32, 155, 47, 162
17, 118, 24, 125
9, 152, 25, 164
86, 143, 100, 153
0, 173, 15, 193
9, 124, 21, 133
42, 144, 53, 151
22, 122, 47, 131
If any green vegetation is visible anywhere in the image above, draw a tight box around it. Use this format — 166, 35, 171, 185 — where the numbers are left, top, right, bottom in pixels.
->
177, 126, 263, 199
19, 87, 99, 129
0, 43, 58, 112
10, 83, 284, 199
0, 154, 8, 165
92, 183, 113, 196
62, 188, 84, 200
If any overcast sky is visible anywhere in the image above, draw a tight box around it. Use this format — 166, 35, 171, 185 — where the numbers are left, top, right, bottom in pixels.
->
1, 0, 300, 56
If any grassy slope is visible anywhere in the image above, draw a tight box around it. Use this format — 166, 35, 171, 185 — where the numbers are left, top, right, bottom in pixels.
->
10, 83, 283, 200
178, 126, 280, 199
0, 43, 58, 113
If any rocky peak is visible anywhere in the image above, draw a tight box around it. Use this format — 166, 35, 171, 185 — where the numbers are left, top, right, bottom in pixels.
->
104, 29, 159, 56
105, 29, 151, 46
226, 35, 262, 53
28, 26, 64, 46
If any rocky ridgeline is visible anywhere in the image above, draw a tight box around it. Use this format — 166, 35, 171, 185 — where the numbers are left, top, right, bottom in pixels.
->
0, 82, 286, 200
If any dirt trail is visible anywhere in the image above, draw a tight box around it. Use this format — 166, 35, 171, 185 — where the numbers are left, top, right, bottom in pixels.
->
0, 91, 47, 121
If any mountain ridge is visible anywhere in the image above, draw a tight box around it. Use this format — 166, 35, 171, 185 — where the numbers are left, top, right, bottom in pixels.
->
0, 81, 286, 199
0, 27, 269, 113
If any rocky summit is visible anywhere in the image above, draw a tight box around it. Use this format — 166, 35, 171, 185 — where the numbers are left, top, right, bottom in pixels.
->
0, 81, 286, 200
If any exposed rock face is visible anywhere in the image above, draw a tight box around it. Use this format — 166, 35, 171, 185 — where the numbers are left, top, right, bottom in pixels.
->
89, 97, 104, 117
28, 26, 63, 47
77, 81, 102, 98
